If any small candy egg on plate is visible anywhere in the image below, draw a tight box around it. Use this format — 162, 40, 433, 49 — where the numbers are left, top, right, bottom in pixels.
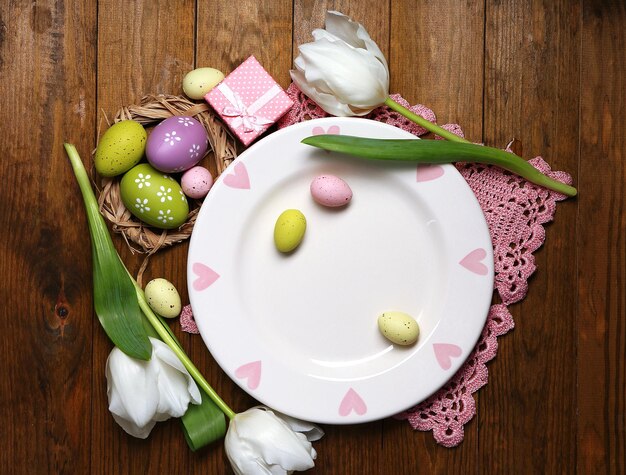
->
310, 174, 353, 207
274, 209, 306, 253
377, 311, 420, 345
144, 278, 182, 318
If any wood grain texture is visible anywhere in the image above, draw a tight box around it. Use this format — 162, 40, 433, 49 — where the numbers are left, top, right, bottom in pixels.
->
196, 0, 293, 89
0, 1, 624, 474
0, 0, 97, 473
390, 0, 484, 141
578, 2, 626, 474
482, 1, 580, 473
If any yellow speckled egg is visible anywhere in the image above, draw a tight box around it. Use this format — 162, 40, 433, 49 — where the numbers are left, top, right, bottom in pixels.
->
274, 209, 306, 253
182, 67, 225, 100
377, 311, 420, 345
144, 278, 182, 318
94, 120, 147, 177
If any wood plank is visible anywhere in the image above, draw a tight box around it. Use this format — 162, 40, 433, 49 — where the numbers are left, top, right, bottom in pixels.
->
93, 1, 196, 473
389, 1, 484, 473
481, 1, 580, 473
196, 0, 293, 89
0, 0, 96, 473
390, 0, 484, 141
578, 2, 626, 473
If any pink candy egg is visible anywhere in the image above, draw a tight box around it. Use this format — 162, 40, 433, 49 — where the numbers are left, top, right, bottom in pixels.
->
146, 116, 209, 173
181, 166, 213, 199
310, 175, 353, 207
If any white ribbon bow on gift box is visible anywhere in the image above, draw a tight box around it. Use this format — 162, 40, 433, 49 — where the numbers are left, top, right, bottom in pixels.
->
219, 82, 280, 133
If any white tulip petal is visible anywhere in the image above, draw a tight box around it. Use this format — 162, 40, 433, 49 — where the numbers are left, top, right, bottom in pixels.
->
290, 69, 356, 116
293, 54, 306, 71
273, 412, 325, 442
154, 364, 192, 418
225, 407, 318, 475
325, 10, 389, 74
311, 28, 342, 44
106, 347, 159, 430
110, 413, 157, 439
324, 11, 365, 48
151, 338, 202, 409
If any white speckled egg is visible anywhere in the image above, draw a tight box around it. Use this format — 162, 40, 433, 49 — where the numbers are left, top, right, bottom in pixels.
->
181, 166, 213, 199
144, 278, 182, 318
377, 311, 420, 345
182, 67, 225, 100
310, 175, 353, 207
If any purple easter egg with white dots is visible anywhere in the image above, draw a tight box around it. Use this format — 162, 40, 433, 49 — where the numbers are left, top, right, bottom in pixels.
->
146, 116, 209, 173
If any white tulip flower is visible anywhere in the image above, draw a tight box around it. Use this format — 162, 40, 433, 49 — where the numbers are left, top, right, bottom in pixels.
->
291, 10, 389, 116
106, 337, 201, 439
225, 406, 324, 475
293, 11, 466, 143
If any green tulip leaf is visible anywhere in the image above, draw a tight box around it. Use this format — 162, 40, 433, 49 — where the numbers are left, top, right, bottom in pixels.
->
181, 391, 227, 451
301, 135, 577, 197
65, 143, 152, 360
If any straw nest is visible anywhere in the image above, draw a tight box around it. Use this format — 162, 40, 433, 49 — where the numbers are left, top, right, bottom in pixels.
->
93, 94, 238, 281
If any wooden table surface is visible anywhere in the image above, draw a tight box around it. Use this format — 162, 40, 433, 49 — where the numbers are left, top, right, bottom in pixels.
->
2, 1, 624, 474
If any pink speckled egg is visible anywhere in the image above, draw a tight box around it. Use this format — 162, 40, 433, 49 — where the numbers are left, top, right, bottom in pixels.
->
181, 166, 213, 199
310, 175, 353, 207
146, 116, 209, 173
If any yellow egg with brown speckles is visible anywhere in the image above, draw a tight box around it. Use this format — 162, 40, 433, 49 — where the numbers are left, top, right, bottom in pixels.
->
144, 278, 182, 318
377, 311, 420, 345
274, 209, 307, 253
94, 120, 147, 177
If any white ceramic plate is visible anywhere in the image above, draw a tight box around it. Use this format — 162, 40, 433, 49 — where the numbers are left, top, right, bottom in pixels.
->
188, 117, 493, 424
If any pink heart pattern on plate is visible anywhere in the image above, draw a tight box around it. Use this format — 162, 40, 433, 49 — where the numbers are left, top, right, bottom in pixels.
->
459, 248, 489, 275
416, 164, 445, 182
192, 263, 220, 291
433, 343, 463, 370
235, 360, 262, 390
312, 125, 341, 135
339, 388, 367, 416
223, 162, 250, 189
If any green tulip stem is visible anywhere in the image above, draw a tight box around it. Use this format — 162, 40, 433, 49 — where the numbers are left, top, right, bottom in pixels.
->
384, 97, 469, 143
134, 283, 236, 420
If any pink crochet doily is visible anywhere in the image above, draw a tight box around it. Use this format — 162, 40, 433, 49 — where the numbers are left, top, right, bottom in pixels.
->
181, 84, 573, 447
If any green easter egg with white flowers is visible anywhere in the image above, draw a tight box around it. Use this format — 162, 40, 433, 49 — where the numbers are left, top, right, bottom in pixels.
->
120, 164, 189, 229
95, 120, 147, 177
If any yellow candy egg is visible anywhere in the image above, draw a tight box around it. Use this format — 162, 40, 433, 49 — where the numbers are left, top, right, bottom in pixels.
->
182, 67, 225, 100
377, 311, 420, 345
144, 278, 182, 318
274, 209, 307, 253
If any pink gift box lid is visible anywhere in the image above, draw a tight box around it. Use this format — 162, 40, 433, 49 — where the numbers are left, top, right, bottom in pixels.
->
205, 55, 293, 146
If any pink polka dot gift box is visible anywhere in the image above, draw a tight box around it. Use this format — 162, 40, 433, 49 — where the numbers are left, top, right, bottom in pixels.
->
205, 55, 293, 146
